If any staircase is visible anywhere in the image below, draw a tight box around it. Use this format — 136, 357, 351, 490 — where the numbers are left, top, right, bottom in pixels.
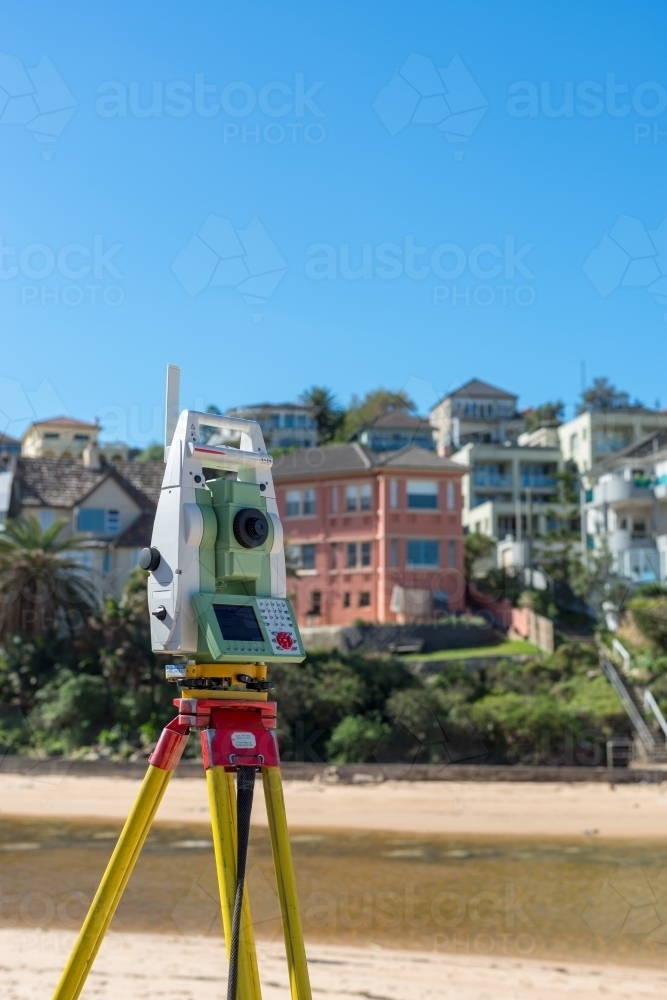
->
599, 648, 667, 766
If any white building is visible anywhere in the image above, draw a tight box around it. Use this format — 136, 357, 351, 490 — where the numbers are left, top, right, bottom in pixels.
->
21, 416, 129, 462
559, 408, 667, 475
209, 403, 317, 451
450, 440, 574, 540
430, 379, 524, 453
585, 430, 667, 582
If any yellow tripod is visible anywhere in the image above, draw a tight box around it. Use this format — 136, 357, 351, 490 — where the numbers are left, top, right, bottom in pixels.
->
51, 692, 311, 1000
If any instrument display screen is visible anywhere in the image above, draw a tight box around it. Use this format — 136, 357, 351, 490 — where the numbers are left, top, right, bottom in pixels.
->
213, 604, 264, 642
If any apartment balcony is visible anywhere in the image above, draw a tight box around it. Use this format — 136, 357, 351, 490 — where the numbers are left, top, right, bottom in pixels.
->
520, 473, 557, 489
605, 529, 655, 553
473, 472, 512, 487
614, 545, 661, 582
590, 479, 654, 507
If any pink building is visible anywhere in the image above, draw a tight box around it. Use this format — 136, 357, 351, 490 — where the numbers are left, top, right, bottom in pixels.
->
272, 444, 466, 627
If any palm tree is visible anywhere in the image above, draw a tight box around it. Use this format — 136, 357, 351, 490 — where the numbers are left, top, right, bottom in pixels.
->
299, 386, 343, 444
0, 516, 97, 639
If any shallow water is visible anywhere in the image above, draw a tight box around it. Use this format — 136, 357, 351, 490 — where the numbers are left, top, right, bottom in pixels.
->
1, 816, 667, 968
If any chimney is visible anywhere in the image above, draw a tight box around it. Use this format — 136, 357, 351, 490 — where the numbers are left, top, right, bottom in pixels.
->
82, 441, 101, 470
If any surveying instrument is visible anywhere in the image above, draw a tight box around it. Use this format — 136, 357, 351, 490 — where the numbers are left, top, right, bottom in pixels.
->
52, 365, 312, 1000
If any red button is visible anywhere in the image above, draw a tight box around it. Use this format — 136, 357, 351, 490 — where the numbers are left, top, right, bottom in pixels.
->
276, 632, 293, 649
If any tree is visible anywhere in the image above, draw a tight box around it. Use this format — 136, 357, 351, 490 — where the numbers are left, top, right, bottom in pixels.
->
524, 401, 564, 432
299, 387, 344, 444
338, 388, 416, 442
134, 443, 164, 462
578, 377, 638, 414
464, 532, 496, 579
0, 516, 96, 640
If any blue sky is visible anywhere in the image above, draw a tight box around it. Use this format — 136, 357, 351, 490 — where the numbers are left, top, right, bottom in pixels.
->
1, 1, 666, 445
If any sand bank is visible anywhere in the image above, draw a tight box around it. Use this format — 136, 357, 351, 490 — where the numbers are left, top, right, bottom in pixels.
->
4, 928, 667, 1000
2, 772, 667, 838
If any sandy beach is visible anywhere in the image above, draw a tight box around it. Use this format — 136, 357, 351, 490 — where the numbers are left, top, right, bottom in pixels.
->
5, 928, 667, 1000
2, 771, 667, 839
4, 774, 667, 999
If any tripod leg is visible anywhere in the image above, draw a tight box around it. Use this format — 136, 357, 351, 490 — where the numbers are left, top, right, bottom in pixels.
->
51, 763, 172, 1000
207, 767, 262, 1000
262, 767, 312, 1000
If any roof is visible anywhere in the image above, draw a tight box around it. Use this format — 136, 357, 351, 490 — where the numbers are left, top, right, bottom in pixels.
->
10, 457, 163, 511
25, 416, 100, 432
0, 432, 21, 447
272, 443, 460, 481
432, 379, 518, 408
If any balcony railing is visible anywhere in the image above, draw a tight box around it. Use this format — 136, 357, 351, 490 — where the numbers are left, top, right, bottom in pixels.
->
520, 473, 557, 488
473, 472, 512, 487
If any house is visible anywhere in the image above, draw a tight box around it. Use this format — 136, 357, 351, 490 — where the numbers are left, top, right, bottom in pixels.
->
21, 416, 129, 462
0, 432, 21, 456
585, 430, 667, 582
209, 403, 317, 451
6, 449, 163, 597
272, 443, 465, 626
429, 379, 524, 452
559, 408, 667, 475
450, 440, 573, 541
355, 410, 435, 452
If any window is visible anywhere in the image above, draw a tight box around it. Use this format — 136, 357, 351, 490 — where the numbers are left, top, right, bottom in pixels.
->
346, 542, 357, 568
331, 486, 338, 513
360, 484, 372, 510
446, 481, 456, 510
102, 551, 112, 576
288, 544, 316, 570
106, 510, 120, 533
406, 539, 439, 567
389, 480, 399, 508
44, 432, 60, 439
308, 590, 322, 615
284, 413, 295, 428
345, 484, 372, 511
570, 433, 578, 452
343, 592, 351, 608
361, 541, 372, 566
271, 414, 281, 428
448, 540, 456, 567
74, 434, 90, 441
390, 538, 399, 567
407, 481, 439, 509
330, 543, 338, 568
358, 591, 371, 607
38, 509, 55, 530
78, 508, 105, 532
302, 489, 316, 515
301, 544, 316, 570
285, 489, 316, 517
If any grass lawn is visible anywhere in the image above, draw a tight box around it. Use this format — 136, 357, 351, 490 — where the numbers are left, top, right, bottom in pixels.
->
404, 639, 540, 662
